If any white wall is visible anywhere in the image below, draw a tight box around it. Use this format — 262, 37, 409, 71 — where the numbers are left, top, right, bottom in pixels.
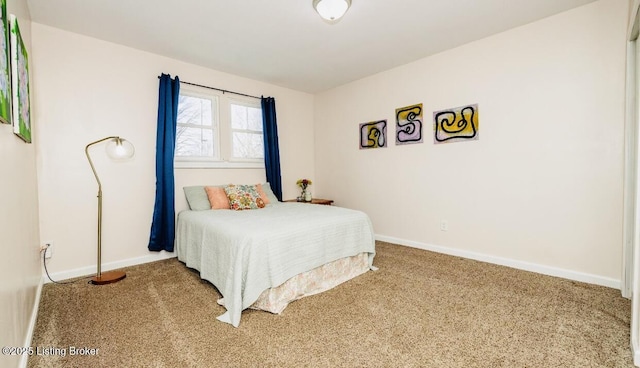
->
31, 24, 315, 276
0, 2, 38, 368
315, 0, 628, 285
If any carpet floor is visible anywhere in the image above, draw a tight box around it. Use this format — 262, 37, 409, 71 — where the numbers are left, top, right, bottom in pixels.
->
28, 241, 633, 367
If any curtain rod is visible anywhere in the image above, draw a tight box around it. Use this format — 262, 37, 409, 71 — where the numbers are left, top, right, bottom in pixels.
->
157, 76, 261, 100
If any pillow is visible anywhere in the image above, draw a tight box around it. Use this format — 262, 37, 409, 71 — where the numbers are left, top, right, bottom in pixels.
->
262, 182, 280, 204
183, 186, 210, 211
205, 186, 231, 209
255, 184, 271, 206
224, 184, 266, 210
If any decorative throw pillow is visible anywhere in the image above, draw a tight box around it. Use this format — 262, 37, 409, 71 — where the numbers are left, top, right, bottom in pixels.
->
256, 184, 271, 206
183, 186, 210, 211
224, 184, 266, 210
205, 186, 231, 210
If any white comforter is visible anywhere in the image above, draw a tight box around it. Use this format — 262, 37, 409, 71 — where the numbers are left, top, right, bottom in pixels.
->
176, 202, 376, 327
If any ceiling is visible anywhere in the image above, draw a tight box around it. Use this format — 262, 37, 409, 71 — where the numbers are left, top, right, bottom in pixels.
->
26, 0, 598, 93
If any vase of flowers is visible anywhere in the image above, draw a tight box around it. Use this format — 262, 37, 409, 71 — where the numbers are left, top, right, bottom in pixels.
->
296, 179, 312, 202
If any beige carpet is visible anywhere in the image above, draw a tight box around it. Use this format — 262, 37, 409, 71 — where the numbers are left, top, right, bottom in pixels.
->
28, 242, 633, 367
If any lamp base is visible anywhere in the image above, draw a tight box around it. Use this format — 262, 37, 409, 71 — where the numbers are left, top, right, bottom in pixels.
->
90, 271, 126, 285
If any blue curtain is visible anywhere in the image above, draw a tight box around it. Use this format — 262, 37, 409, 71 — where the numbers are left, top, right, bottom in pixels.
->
261, 97, 282, 201
149, 74, 180, 252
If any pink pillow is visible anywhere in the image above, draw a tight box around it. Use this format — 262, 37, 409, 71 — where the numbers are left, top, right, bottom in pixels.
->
256, 184, 271, 205
204, 186, 230, 210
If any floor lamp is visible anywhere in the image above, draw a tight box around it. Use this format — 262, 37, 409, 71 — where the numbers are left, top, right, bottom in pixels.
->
85, 136, 135, 285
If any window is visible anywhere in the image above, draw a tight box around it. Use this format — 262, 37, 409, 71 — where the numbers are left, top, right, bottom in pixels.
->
175, 87, 263, 168
230, 101, 264, 160
175, 92, 219, 160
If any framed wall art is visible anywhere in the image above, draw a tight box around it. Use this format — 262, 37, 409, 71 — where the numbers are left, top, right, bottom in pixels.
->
10, 14, 30, 143
0, 0, 10, 125
359, 120, 387, 149
433, 104, 479, 144
396, 103, 423, 145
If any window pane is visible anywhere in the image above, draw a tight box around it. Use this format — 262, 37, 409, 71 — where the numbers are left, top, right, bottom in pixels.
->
232, 132, 264, 159
231, 103, 262, 131
248, 107, 263, 131
178, 95, 212, 126
231, 104, 247, 130
175, 127, 214, 157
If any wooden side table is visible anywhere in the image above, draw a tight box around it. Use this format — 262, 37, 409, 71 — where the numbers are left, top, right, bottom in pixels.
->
284, 198, 334, 205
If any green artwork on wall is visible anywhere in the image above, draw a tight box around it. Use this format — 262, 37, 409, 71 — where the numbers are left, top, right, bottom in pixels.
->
0, 0, 11, 125
11, 14, 30, 143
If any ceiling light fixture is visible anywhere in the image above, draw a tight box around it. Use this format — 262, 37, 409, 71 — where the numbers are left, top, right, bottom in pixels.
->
313, 0, 351, 24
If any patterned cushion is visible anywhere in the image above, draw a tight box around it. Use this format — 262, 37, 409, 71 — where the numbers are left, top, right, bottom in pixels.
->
224, 184, 266, 210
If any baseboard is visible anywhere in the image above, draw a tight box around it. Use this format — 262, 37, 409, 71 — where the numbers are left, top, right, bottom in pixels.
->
633, 333, 640, 367
375, 234, 620, 289
45, 237, 618, 289
20, 276, 44, 368
44, 251, 177, 283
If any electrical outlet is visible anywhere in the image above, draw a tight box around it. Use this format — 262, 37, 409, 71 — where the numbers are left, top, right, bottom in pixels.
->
44, 242, 53, 259
440, 220, 448, 232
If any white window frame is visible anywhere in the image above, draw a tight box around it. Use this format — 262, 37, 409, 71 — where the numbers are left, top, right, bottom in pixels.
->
174, 86, 264, 169
174, 89, 220, 166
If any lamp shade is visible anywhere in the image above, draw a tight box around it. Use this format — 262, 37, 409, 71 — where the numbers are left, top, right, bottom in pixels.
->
313, 0, 351, 23
105, 137, 135, 160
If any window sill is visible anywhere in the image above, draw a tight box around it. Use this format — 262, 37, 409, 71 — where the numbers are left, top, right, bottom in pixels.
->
175, 160, 264, 169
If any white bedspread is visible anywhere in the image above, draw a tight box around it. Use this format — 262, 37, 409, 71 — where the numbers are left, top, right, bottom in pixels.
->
176, 203, 376, 327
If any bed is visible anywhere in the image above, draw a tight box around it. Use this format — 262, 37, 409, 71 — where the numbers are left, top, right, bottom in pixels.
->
176, 191, 376, 327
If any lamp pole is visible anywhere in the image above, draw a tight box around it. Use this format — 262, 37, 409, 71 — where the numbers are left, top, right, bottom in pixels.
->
85, 136, 129, 285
